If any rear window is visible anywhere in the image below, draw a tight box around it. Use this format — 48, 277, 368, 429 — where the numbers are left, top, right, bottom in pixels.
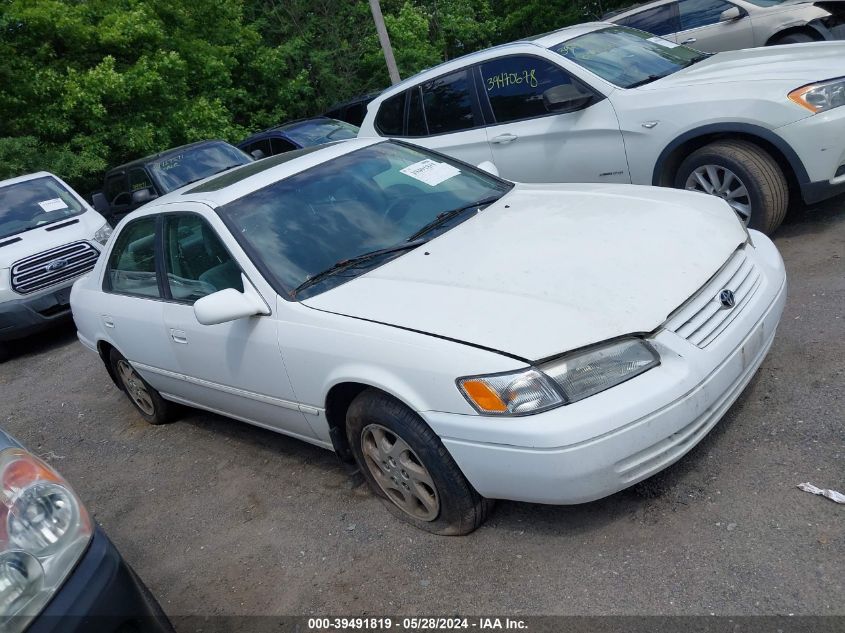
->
0, 176, 86, 240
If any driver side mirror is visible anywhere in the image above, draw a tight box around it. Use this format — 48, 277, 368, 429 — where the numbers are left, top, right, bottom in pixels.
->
250, 149, 266, 160
131, 188, 157, 206
92, 192, 109, 214
720, 6, 744, 21
543, 84, 595, 114
193, 276, 270, 326
476, 161, 499, 177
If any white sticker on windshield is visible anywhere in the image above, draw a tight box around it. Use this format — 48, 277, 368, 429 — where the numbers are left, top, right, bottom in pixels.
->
38, 198, 69, 212
647, 36, 680, 48
400, 159, 461, 186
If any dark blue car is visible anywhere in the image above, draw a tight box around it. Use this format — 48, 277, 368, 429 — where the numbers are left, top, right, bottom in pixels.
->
0, 429, 172, 633
237, 117, 359, 159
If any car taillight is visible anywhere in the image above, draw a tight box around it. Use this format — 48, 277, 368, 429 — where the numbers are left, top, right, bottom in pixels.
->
0, 448, 92, 631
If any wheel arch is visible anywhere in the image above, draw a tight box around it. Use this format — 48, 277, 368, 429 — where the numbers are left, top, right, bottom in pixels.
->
765, 24, 825, 46
652, 123, 808, 197
96, 340, 121, 388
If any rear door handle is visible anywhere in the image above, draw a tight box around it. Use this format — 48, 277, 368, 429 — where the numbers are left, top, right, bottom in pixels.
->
681, 38, 696, 45
491, 133, 518, 145
170, 329, 188, 344
102, 316, 114, 328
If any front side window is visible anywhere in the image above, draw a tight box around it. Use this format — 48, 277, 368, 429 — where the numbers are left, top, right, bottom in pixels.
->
552, 26, 704, 88
147, 142, 251, 194
0, 176, 86, 240
422, 70, 479, 134
480, 56, 579, 123
106, 217, 160, 298
270, 137, 297, 154
128, 168, 154, 193
163, 214, 243, 303
617, 4, 680, 36
245, 138, 272, 158
105, 173, 129, 206
678, 0, 737, 29
218, 141, 511, 299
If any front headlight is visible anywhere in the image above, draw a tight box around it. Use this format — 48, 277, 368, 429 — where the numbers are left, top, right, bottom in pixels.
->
457, 337, 660, 415
0, 449, 92, 631
788, 77, 845, 114
93, 222, 113, 246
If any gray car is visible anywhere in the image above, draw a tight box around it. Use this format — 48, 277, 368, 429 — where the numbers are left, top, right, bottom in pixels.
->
606, 0, 845, 52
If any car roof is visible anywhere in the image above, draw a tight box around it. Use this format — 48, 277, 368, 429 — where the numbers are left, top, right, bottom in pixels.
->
370, 22, 610, 104
0, 171, 58, 189
148, 137, 384, 210
105, 139, 233, 175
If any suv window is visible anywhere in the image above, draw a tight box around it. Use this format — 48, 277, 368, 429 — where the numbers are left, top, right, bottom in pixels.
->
246, 138, 272, 158
107, 217, 160, 297
678, 0, 736, 29
163, 214, 243, 303
375, 92, 406, 135
421, 70, 479, 134
479, 56, 578, 123
128, 168, 154, 193
618, 4, 680, 36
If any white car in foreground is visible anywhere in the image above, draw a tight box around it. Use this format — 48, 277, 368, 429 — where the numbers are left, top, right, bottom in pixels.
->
359, 23, 845, 234
71, 139, 786, 534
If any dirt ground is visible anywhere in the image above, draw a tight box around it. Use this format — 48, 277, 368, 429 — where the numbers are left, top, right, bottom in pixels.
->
1, 198, 842, 619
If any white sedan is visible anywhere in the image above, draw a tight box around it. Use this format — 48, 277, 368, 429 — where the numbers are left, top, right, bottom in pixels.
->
71, 139, 786, 534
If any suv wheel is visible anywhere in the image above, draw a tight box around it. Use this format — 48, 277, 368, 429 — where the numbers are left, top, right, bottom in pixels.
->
109, 348, 175, 425
675, 140, 788, 234
346, 388, 493, 535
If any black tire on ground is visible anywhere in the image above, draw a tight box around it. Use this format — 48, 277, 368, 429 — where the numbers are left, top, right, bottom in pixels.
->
108, 348, 175, 425
346, 388, 493, 535
772, 32, 816, 45
674, 140, 789, 234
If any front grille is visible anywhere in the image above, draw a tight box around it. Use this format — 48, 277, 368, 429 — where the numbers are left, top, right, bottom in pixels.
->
664, 247, 761, 348
11, 241, 100, 295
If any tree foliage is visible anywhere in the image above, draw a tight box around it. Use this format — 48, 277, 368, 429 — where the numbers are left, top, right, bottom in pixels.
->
0, 0, 630, 193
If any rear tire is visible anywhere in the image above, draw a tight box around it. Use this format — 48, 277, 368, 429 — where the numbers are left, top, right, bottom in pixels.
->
772, 32, 816, 45
109, 348, 175, 425
346, 388, 493, 535
674, 140, 788, 234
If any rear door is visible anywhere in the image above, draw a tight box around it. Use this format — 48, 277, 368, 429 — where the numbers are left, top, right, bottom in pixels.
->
616, 3, 682, 39
478, 55, 629, 184
674, 0, 753, 51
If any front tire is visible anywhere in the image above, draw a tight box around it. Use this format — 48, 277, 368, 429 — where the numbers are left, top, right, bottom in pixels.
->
109, 348, 175, 425
346, 388, 492, 535
674, 140, 788, 234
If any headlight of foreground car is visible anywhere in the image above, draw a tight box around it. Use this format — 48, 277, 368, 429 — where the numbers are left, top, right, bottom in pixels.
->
789, 77, 845, 114
458, 338, 660, 415
0, 448, 92, 632
94, 222, 113, 246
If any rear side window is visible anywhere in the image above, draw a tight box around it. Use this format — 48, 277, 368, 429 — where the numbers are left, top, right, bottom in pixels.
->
480, 56, 579, 123
375, 93, 406, 135
618, 4, 680, 36
678, 0, 735, 29
107, 217, 160, 298
163, 214, 243, 303
422, 70, 479, 134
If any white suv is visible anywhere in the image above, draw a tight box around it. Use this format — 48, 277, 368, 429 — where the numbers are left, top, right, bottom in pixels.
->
359, 23, 845, 234
0, 172, 111, 357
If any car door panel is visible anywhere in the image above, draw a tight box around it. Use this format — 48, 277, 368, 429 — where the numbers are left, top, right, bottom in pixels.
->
675, 0, 754, 51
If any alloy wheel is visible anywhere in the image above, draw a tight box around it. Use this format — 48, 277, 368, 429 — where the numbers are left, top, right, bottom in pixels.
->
685, 165, 751, 225
116, 360, 156, 416
360, 424, 440, 521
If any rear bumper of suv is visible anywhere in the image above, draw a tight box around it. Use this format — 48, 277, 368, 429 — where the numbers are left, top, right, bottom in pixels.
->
0, 283, 74, 342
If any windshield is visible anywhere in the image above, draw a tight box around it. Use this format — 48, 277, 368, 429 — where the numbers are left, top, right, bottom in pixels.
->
218, 141, 511, 299
148, 142, 251, 193
0, 176, 86, 240
282, 119, 360, 147
552, 26, 704, 89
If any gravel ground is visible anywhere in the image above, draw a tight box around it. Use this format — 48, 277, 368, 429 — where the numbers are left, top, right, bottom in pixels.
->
0, 198, 842, 619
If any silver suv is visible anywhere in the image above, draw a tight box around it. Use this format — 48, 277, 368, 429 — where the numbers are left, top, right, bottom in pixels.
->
606, 0, 845, 52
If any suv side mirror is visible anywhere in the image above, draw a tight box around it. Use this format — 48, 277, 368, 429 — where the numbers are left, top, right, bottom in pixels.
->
92, 192, 110, 214
250, 149, 266, 160
131, 189, 156, 205
543, 84, 595, 114
720, 6, 743, 21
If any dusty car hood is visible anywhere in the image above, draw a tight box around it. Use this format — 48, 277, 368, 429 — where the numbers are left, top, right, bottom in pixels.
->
302, 183, 745, 360
645, 42, 845, 88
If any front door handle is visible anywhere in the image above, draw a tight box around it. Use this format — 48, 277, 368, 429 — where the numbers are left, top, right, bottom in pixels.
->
170, 329, 188, 344
491, 133, 518, 145
681, 37, 697, 45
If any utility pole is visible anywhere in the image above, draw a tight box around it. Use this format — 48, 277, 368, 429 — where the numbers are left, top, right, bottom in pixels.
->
369, 0, 401, 85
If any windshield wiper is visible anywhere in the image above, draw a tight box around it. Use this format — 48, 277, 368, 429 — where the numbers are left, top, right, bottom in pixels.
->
406, 195, 501, 242
683, 53, 712, 67
292, 239, 429, 297
626, 74, 669, 89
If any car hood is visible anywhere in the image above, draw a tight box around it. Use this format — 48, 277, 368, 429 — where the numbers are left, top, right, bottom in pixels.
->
0, 210, 106, 268
302, 184, 745, 360
645, 42, 845, 88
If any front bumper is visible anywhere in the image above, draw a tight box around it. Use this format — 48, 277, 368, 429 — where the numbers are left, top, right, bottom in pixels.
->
26, 527, 173, 633
776, 105, 845, 204
0, 284, 75, 342
424, 234, 786, 505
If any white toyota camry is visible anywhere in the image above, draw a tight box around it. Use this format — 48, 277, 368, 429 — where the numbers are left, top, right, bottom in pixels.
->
71, 139, 786, 534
